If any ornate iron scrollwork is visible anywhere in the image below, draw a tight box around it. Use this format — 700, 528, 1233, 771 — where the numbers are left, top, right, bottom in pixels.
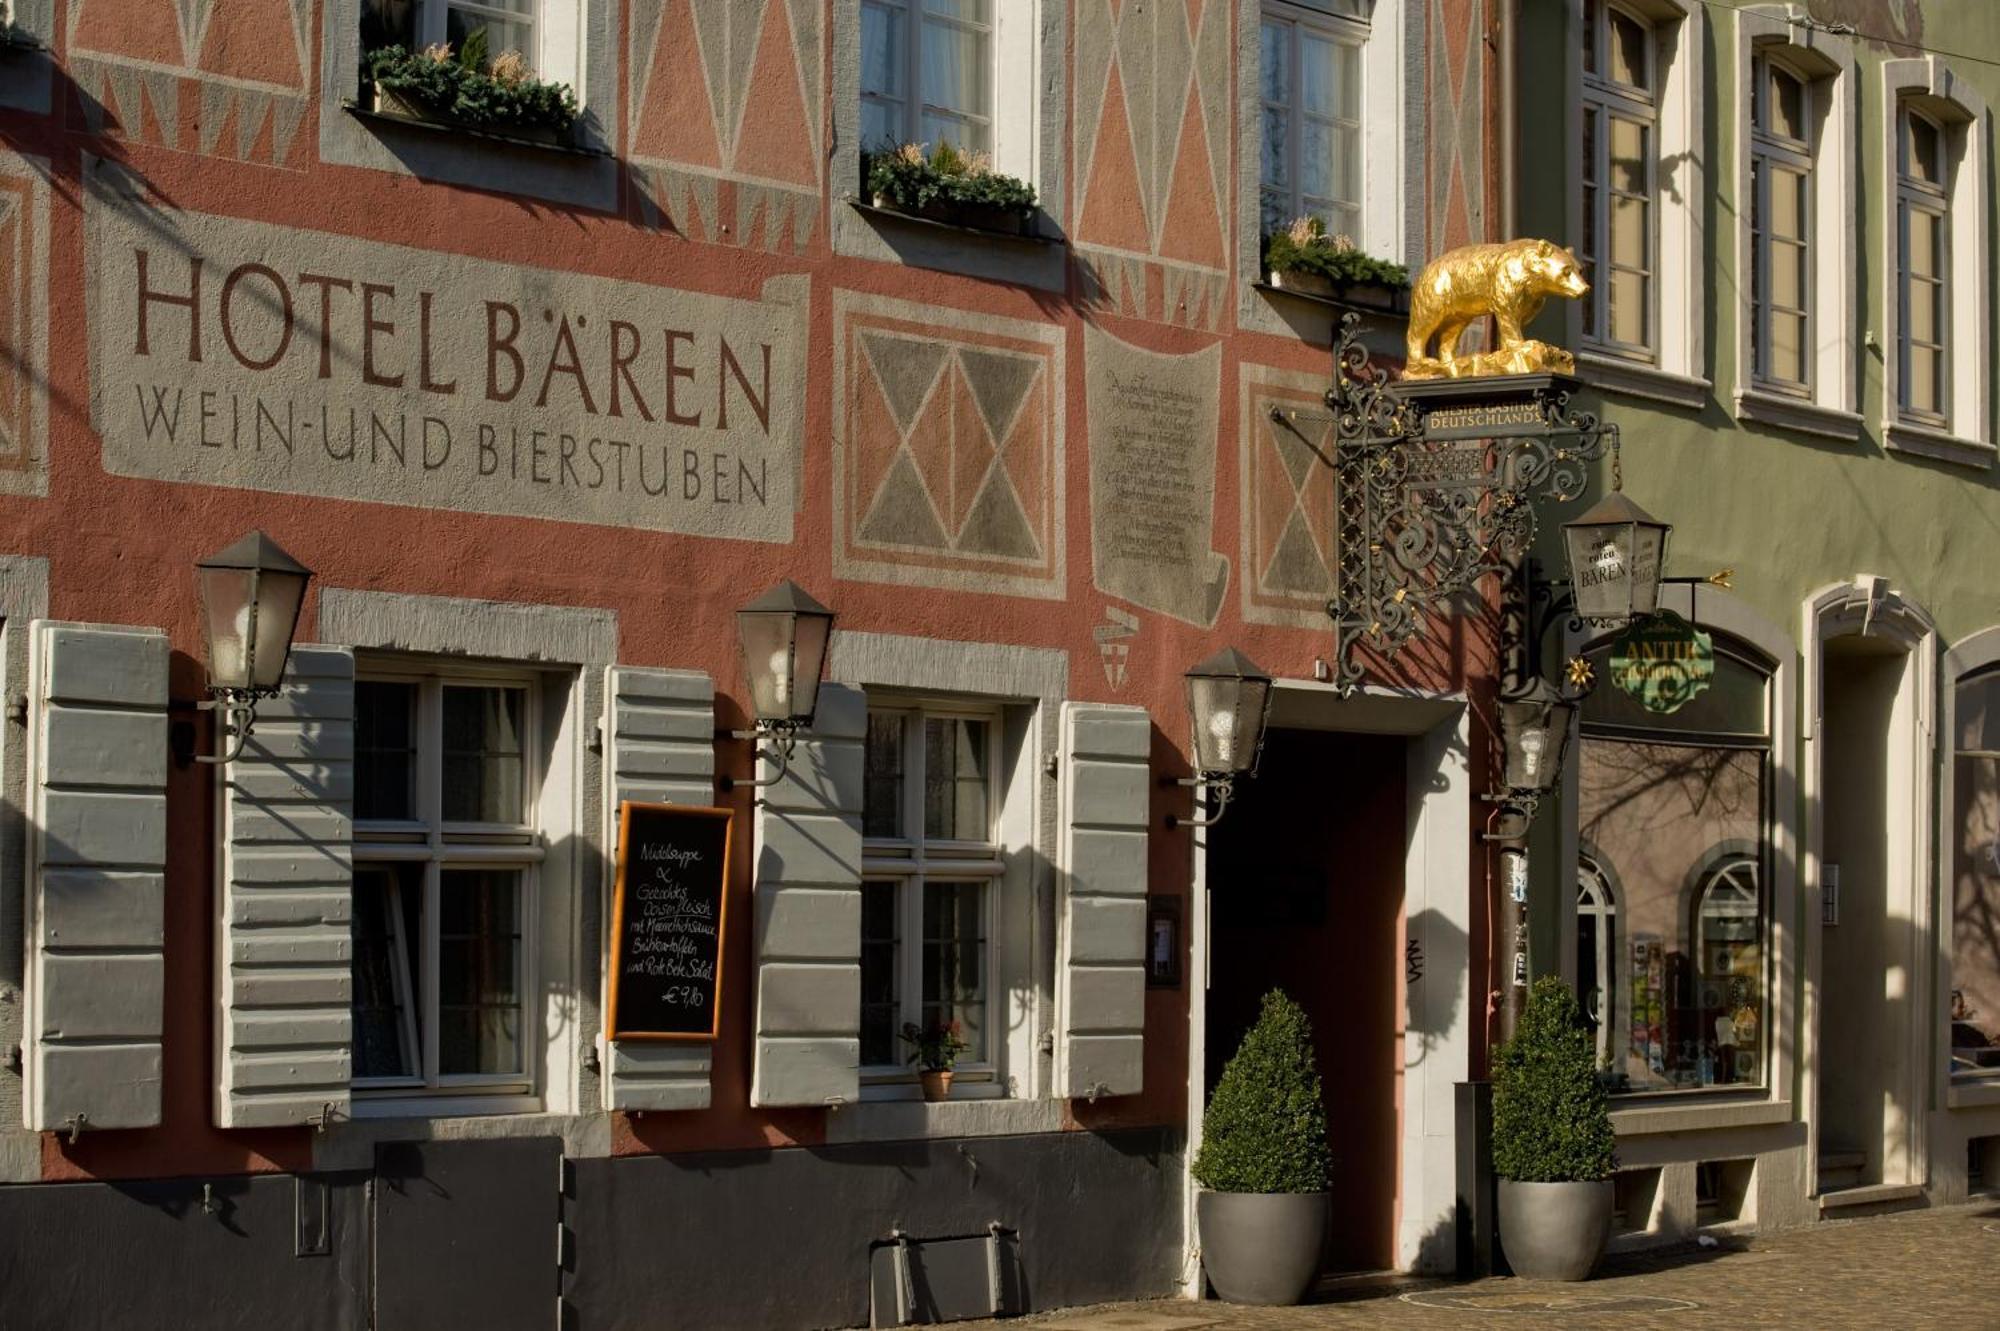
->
1276, 312, 1619, 692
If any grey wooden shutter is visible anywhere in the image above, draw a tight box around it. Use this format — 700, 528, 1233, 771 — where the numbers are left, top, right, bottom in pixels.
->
749, 683, 864, 1108
602, 666, 716, 1111
216, 645, 355, 1129
23, 621, 169, 1132
1055, 702, 1150, 1100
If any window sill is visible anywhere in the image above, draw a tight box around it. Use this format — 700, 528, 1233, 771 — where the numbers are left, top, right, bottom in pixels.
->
349, 1093, 542, 1119
1253, 280, 1410, 320
1883, 419, 1997, 470
1732, 388, 1864, 441
1577, 351, 1712, 410
341, 100, 609, 159
314, 1102, 602, 1172
826, 1094, 1065, 1145
832, 196, 1068, 293
1609, 1094, 1792, 1136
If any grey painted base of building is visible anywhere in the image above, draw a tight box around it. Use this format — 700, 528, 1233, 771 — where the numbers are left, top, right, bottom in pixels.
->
0, 1127, 1184, 1331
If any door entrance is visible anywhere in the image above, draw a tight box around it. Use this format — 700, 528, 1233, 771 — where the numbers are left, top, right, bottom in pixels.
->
1816, 638, 1915, 1192
1204, 726, 1405, 1273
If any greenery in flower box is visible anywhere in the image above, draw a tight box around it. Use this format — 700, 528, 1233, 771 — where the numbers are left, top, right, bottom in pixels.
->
864, 141, 1038, 222
1492, 977, 1618, 1183
1191, 990, 1330, 1194
365, 28, 578, 137
1263, 215, 1409, 288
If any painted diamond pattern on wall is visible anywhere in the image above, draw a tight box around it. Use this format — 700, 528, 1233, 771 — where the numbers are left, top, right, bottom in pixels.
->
835, 294, 1065, 600
67, 0, 312, 166
1239, 367, 1337, 628
628, 0, 823, 253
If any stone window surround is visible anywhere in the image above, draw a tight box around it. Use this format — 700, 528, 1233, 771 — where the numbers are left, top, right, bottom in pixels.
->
1939, 626, 2000, 1116
1561, 584, 1800, 1139
1235, 0, 1415, 342
830, 0, 1069, 293
1564, 0, 1711, 411
825, 630, 1068, 1142
1728, 5, 1863, 442
312, 588, 611, 1165
319, 0, 621, 212
1879, 58, 1992, 469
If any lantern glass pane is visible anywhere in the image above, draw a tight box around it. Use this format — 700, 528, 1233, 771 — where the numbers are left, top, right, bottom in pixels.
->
736, 610, 795, 724
1628, 520, 1667, 616
249, 567, 309, 690
197, 564, 256, 691
1189, 674, 1259, 775
1502, 697, 1572, 793
789, 610, 832, 724
1568, 520, 1635, 621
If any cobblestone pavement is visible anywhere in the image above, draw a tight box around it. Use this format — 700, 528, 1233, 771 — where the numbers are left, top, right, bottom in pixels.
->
955, 1201, 2000, 1330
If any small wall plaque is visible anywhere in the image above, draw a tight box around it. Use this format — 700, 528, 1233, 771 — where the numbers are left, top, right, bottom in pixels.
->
1146, 896, 1183, 989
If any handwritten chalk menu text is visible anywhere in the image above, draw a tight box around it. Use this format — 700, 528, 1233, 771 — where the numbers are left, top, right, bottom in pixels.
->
607, 803, 732, 1040
86, 176, 802, 544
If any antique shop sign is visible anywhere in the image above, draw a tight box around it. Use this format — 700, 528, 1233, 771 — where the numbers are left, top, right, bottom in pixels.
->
1085, 326, 1228, 626
1609, 612, 1713, 714
88, 189, 802, 541
607, 802, 731, 1040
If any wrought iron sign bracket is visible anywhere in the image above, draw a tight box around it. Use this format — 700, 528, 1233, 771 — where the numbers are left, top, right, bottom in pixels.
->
1288, 313, 1621, 694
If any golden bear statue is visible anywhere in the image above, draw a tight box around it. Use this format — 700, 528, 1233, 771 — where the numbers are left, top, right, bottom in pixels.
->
1403, 238, 1589, 379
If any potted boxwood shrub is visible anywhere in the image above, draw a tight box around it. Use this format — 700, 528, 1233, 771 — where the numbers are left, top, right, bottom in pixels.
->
899, 1020, 968, 1102
364, 29, 579, 145
1493, 976, 1618, 1281
1263, 216, 1410, 312
1191, 989, 1329, 1306
864, 141, 1038, 237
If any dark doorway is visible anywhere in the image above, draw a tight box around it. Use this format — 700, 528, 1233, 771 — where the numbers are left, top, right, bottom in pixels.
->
1205, 726, 1407, 1273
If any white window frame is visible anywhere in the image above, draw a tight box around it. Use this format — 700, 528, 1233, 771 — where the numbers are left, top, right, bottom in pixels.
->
1578, 858, 1620, 1069
1896, 108, 1950, 428
1729, 8, 1859, 440
352, 663, 545, 1105
1940, 629, 2000, 1106
855, 0, 1037, 185
1567, 0, 1707, 408
860, 699, 1007, 1096
1880, 58, 1991, 464
392, 0, 584, 95
1579, 0, 1659, 360
860, 0, 991, 153
1748, 57, 1813, 397
1257, 1, 1368, 242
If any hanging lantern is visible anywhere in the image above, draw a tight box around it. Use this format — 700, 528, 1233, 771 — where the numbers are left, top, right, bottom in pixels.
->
1562, 491, 1672, 626
734, 580, 835, 727
194, 530, 312, 696
1184, 647, 1273, 778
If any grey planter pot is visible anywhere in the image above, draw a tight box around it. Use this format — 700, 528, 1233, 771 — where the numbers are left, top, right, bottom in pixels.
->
1195, 1190, 1327, 1306
1498, 1179, 1613, 1281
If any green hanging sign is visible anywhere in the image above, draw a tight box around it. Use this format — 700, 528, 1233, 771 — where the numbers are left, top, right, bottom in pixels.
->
1609, 612, 1713, 715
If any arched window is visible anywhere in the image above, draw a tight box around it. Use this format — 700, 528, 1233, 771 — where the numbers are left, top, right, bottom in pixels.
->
1577, 633, 1773, 1094
1950, 667, 2000, 1079
1577, 858, 1619, 1069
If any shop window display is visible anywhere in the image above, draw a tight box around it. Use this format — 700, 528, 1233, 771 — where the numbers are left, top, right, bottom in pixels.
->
1951, 670, 2000, 1077
1577, 642, 1773, 1094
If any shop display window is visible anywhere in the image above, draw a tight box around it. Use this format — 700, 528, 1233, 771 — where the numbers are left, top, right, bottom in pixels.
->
1576, 641, 1773, 1094
1950, 670, 2000, 1079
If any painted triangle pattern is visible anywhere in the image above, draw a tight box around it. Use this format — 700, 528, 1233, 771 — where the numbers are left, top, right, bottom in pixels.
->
837, 302, 1064, 599
68, 0, 311, 166
628, 0, 823, 251
1240, 374, 1337, 627
1430, 0, 1487, 254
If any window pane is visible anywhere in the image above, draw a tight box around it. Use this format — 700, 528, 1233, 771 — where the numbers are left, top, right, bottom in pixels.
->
1770, 311, 1805, 384
1769, 165, 1806, 244
919, 14, 988, 124
1609, 268, 1647, 345
356, 680, 417, 821
442, 685, 526, 823
861, 1, 905, 101
1261, 106, 1289, 192
922, 882, 985, 1061
1909, 278, 1937, 346
1581, 0, 1598, 75
864, 712, 906, 838
1608, 115, 1646, 195
1260, 188, 1291, 241
353, 862, 422, 1079
862, 100, 903, 151
361, 0, 417, 49
861, 881, 901, 1066
1607, 9, 1648, 91
924, 717, 991, 841
1906, 112, 1941, 185
446, 9, 531, 62
923, 0, 988, 19
1299, 32, 1341, 118
1609, 193, 1647, 269
1580, 739, 1769, 1093
1952, 755, 2000, 1076
1770, 67, 1806, 142
437, 868, 523, 1077
1958, 672, 2000, 751
1908, 343, 1941, 416
1907, 207, 1939, 279
1770, 237, 1804, 311
1300, 116, 1333, 200
1260, 19, 1289, 104
921, 112, 988, 155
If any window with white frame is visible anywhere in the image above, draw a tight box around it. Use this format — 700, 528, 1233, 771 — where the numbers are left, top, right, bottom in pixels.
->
360, 0, 575, 84
1950, 669, 2000, 1079
1258, 1, 1366, 242
1577, 858, 1619, 1069
861, 0, 993, 153
1896, 105, 1950, 424
1580, 0, 1657, 356
1750, 54, 1813, 394
861, 702, 1001, 1086
351, 670, 542, 1100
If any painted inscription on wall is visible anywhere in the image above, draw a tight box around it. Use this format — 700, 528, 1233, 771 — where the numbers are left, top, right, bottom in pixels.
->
87, 188, 802, 542
1085, 326, 1227, 626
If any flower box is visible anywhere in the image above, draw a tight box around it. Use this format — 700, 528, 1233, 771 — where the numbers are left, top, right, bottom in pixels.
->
370, 83, 570, 147
870, 190, 1032, 238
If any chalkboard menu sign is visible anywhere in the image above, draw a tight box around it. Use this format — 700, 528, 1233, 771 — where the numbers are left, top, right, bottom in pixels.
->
606, 802, 733, 1041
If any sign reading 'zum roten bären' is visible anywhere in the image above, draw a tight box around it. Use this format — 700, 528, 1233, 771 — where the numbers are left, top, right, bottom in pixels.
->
86, 185, 804, 542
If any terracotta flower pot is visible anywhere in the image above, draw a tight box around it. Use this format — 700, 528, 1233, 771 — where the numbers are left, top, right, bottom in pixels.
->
918, 1069, 954, 1102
